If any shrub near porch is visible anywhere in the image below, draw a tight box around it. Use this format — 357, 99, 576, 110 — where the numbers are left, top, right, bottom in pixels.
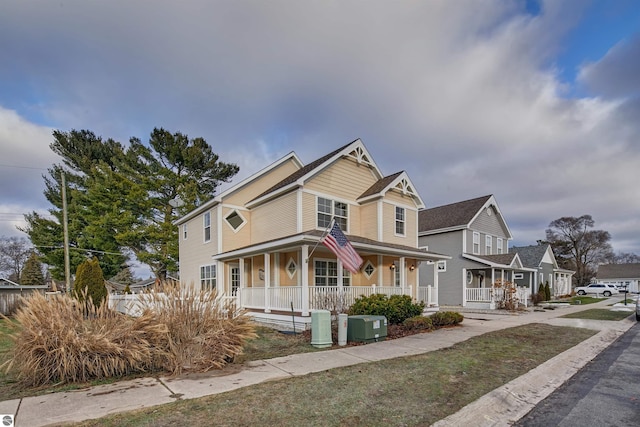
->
348, 294, 424, 324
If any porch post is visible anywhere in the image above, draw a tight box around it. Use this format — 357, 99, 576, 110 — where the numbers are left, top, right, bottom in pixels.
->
433, 260, 438, 306
301, 245, 310, 316
274, 253, 280, 287
400, 257, 406, 294
462, 268, 467, 307
264, 253, 271, 314
238, 257, 245, 306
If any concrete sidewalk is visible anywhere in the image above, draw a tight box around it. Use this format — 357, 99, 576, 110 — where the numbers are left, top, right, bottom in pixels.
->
3, 297, 636, 427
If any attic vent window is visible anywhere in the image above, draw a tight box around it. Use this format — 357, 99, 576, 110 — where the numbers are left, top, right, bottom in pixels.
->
487, 206, 492, 216
225, 210, 246, 231
363, 261, 375, 278
286, 258, 297, 279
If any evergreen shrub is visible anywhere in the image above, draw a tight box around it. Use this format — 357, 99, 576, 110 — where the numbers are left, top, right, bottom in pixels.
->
348, 294, 425, 325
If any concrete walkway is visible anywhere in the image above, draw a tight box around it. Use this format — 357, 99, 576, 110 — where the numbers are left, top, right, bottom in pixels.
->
2, 297, 636, 427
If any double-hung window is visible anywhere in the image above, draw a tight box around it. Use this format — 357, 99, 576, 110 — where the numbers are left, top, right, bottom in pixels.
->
200, 264, 216, 291
314, 260, 351, 287
497, 238, 503, 254
486, 235, 492, 255
395, 206, 405, 236
203, 212, 211, 242
317, 197, 348, 231
472, 232, 480, 254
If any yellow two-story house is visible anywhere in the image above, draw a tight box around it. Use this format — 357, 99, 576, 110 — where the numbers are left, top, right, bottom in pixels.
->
175, 139, 448, 328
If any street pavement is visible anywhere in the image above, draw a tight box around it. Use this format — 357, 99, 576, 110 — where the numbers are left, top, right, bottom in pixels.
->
1, 297, 636, 427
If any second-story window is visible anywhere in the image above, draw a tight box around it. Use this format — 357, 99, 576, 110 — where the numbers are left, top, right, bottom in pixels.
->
395, 206, 405, 236
473, 232, 480, 254
497, 238, 503, 254
486, 235, 492, 255
317, 197, 348, 231
204, 212, 211, 242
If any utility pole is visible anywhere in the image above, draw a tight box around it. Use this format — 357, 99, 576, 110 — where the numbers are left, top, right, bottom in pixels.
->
61, 172, 71, 293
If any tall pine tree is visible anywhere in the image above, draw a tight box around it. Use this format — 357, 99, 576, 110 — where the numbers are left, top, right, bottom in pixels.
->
23, 128, 239, 281
20, 252, 45, 286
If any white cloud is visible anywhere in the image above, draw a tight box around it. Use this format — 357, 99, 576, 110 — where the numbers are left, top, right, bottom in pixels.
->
0, 107, 59, 237
0, 1, 638, 254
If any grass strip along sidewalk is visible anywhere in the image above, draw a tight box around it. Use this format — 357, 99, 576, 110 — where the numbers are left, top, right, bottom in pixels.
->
74, 323, 596, 427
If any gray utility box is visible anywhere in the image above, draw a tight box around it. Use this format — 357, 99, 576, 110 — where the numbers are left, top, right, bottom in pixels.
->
347, 315, 388, 343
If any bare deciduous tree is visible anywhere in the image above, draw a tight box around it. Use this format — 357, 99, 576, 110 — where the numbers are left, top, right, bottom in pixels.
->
545, 215, 613, 287
0, 236, 32, 281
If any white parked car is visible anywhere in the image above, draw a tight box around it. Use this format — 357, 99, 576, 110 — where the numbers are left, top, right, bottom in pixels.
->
575, 283, 619, 297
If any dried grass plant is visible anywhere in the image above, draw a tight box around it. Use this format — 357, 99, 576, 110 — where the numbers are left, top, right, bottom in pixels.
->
3, 284, 257, 386
139, 284, 257, 376
4, 290, 170, 387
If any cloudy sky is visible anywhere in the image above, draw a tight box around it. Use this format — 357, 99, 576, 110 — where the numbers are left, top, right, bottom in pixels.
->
1, 0, 639, 259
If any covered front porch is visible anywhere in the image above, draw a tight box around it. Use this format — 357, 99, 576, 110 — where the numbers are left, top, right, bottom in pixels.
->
462, 253, 532, 310
214, 231, 448, 329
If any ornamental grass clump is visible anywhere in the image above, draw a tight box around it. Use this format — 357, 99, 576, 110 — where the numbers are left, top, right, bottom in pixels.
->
4, 291, 170, 387
138, 284, 257, 376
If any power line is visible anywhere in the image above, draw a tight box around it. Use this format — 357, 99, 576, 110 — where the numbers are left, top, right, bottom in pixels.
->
0, 164, 49, 171
35, 245, 124, 256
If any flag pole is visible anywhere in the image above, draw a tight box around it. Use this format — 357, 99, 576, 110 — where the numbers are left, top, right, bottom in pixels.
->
306, 217, 335, 262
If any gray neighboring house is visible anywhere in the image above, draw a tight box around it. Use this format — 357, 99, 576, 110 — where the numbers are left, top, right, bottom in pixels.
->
418, 195, 528, 309
509, 244, 574, 297
597, 263, 640, 293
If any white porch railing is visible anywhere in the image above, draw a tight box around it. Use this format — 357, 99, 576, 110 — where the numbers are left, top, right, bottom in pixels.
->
466, 287, 493, 302
238, 284, 436, 313
465, 287, 530, 308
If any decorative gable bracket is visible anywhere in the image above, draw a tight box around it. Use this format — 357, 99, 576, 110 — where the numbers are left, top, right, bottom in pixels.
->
395, 178, 418, 198
348, 146, 374, 167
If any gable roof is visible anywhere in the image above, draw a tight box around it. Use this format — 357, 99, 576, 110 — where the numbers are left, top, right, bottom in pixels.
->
175, 151, 303, 225
597, 263, 640, 279
359, 171, 425, 208
509, 244, 556, 269
419, 195, 512, 238
462, 252, 524, 269
247, 138, 383, 207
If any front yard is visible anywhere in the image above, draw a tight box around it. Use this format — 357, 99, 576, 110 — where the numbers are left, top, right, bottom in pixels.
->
72, 323, 597, 427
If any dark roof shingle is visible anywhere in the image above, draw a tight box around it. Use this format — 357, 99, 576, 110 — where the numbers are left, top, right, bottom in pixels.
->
509, 244, 550, 268
419, 195, 492, 232
597, 263, 640, 279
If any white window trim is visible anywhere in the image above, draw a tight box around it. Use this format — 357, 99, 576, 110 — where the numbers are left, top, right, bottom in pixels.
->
437, 260, 446, 272
224, 209, 247, 233
286, 258, 297, 279
200, 263, 216, 291
203, 212, 211, 243
472, 232, 480, 255
314, 258, 351, 287
497, 238, 503, 254
363, 260, 376, 279
514, 273, 523, 279
485, 235, 492, 255
394, 206, 406, 237
316, 196, 349, 232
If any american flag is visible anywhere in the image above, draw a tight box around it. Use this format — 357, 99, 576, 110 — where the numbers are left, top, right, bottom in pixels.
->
322, 222, 363, 274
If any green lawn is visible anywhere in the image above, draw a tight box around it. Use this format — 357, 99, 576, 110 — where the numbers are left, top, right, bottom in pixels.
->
73, 324, 596, 427
568, 296, 607, 305
561, 309, 634, 321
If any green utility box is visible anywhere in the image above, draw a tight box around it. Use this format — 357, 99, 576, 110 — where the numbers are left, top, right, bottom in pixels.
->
347, 315, 388, 343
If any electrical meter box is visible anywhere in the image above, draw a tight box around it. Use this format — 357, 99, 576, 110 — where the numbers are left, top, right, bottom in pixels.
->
347, 315, 388, 343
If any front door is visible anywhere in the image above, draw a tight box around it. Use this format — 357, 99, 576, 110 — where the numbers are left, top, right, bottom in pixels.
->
230, 264, 240, 296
